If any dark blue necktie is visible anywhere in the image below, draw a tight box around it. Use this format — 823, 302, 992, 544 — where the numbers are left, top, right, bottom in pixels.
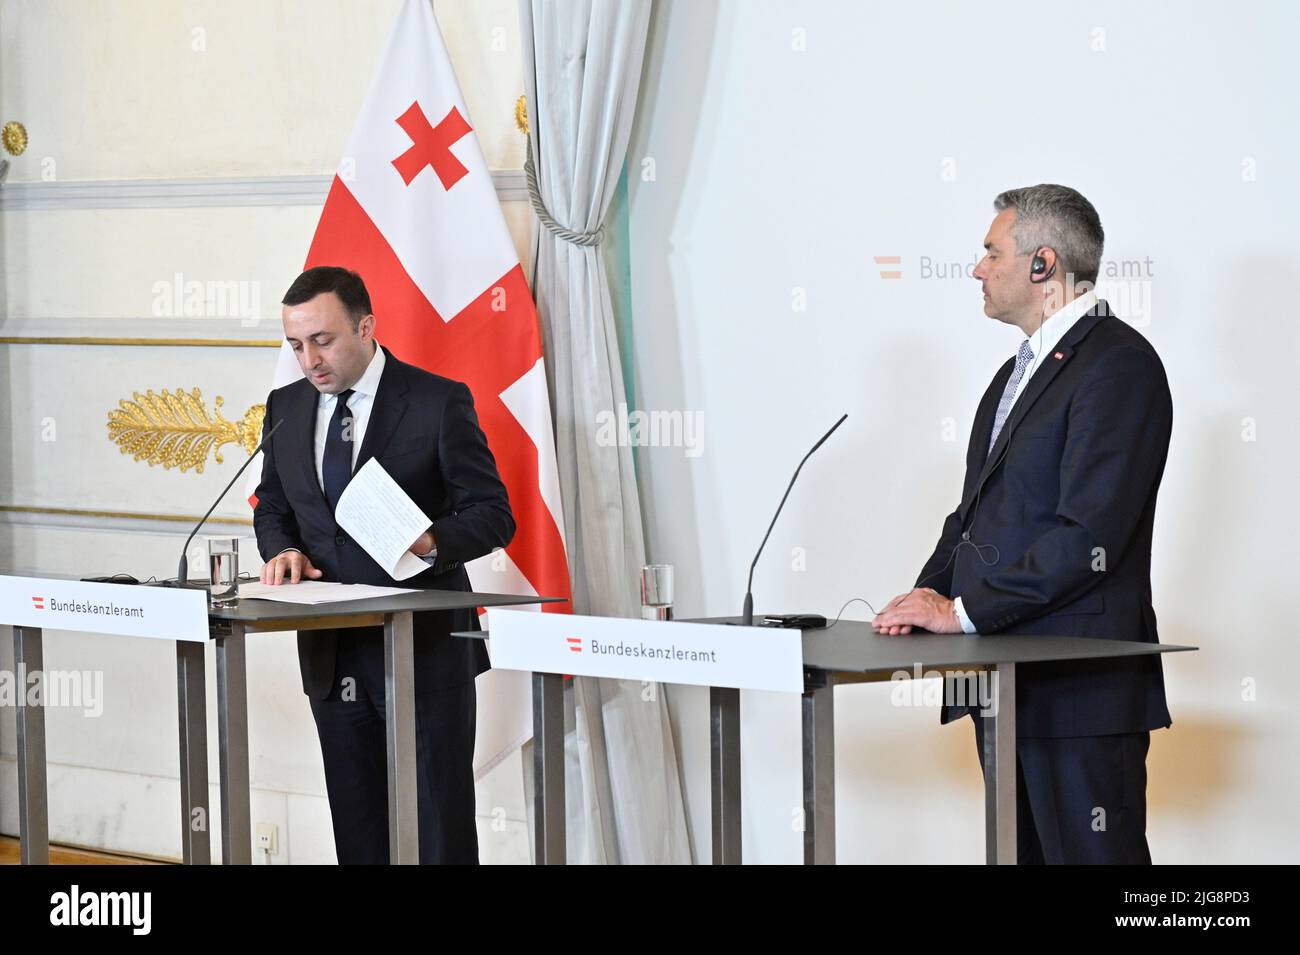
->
322, 389, 356, 513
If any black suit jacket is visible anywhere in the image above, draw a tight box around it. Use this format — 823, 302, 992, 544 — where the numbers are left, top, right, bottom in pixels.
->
916, 300, 1174, 737
252, 344, 515, 699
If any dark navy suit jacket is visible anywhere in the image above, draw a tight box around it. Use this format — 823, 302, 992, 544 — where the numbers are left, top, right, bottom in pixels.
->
915, 300, 1174, 737
252, 344, 515, 699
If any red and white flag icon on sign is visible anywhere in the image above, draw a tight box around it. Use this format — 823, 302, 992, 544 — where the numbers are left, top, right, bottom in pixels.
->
249, 0, 572, 775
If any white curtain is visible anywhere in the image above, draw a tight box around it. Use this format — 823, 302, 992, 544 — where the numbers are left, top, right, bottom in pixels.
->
519, 0, 691, 864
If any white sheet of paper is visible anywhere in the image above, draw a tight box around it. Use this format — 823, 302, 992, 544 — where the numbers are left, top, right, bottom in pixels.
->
334, 458, 434, 581
239, 581, 418, 604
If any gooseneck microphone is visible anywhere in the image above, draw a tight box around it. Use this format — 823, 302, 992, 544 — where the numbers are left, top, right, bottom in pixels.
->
171, 418, 283, 587
742, 413, 847, 626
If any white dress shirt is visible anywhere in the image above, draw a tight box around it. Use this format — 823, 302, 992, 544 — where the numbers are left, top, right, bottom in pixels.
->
313, 342, 386, 490
952, 290, 1098, 633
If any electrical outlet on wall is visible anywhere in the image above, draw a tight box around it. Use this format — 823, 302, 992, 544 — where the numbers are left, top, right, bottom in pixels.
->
256, 823, 278, 855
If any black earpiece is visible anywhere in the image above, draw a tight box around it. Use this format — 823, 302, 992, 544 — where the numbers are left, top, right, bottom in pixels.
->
1029, 250, 1056, 283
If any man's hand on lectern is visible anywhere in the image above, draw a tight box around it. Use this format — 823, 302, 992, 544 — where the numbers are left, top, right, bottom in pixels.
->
871, 587, 962, 635
260, 549, 324, 585
871, 591, 916, 635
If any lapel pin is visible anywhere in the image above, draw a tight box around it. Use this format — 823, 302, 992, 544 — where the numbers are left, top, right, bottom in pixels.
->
1054, 351, 1065, 360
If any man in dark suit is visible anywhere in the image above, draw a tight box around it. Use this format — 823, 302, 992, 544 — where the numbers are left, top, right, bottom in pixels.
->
253, 266, 515, 864
871, 184, 1173, 864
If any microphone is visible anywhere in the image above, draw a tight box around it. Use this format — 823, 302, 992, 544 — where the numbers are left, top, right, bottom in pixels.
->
170, 418, 283, 587
742, 413, 847, 626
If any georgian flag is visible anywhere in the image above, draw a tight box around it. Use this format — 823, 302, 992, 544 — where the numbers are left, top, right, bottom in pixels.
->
249, 0, 572, 776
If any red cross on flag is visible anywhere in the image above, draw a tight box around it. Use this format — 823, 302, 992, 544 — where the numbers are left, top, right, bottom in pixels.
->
391, 101, 473, 189
250, 0, 572, 775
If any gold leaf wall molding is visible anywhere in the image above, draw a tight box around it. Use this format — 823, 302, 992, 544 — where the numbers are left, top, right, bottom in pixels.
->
1, 315, 282, 347
0, 505, 252, 527
107, 388, 265, 474
0, 335, 280, 347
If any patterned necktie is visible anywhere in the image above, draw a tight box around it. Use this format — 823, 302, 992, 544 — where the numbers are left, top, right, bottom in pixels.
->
322, 389, 356, 513
987, 340, 1035, 456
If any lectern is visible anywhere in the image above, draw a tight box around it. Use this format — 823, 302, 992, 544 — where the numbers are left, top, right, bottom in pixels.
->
2, 574, 558, 864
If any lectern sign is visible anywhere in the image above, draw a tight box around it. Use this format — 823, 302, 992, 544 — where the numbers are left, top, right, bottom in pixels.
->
487, 609, 803, 693
0, 576, 209, 642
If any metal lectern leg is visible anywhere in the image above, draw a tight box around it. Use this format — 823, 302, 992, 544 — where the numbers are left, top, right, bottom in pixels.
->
14, 626, 49, 865
384, 610, 418, 864
982, 661, 1017, 865
532, 671, 565, 864
216, 623, 251, 864
802, 675, 835, 865
176, 640, 211, 864
710, 686, 742, 865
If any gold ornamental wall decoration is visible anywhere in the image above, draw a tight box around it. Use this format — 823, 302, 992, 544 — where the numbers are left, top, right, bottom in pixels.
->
2, 120, 27, 156
515, 94, 528, 135
107, 388, 266, 474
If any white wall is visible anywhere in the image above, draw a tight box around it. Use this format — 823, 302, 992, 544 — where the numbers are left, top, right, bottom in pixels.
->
3, 0, 1296, 867
628, 0, 1300, 863
0, 0, 535, 863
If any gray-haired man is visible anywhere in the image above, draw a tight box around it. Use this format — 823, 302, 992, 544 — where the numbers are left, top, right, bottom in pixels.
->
873, 184, 1174, 864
